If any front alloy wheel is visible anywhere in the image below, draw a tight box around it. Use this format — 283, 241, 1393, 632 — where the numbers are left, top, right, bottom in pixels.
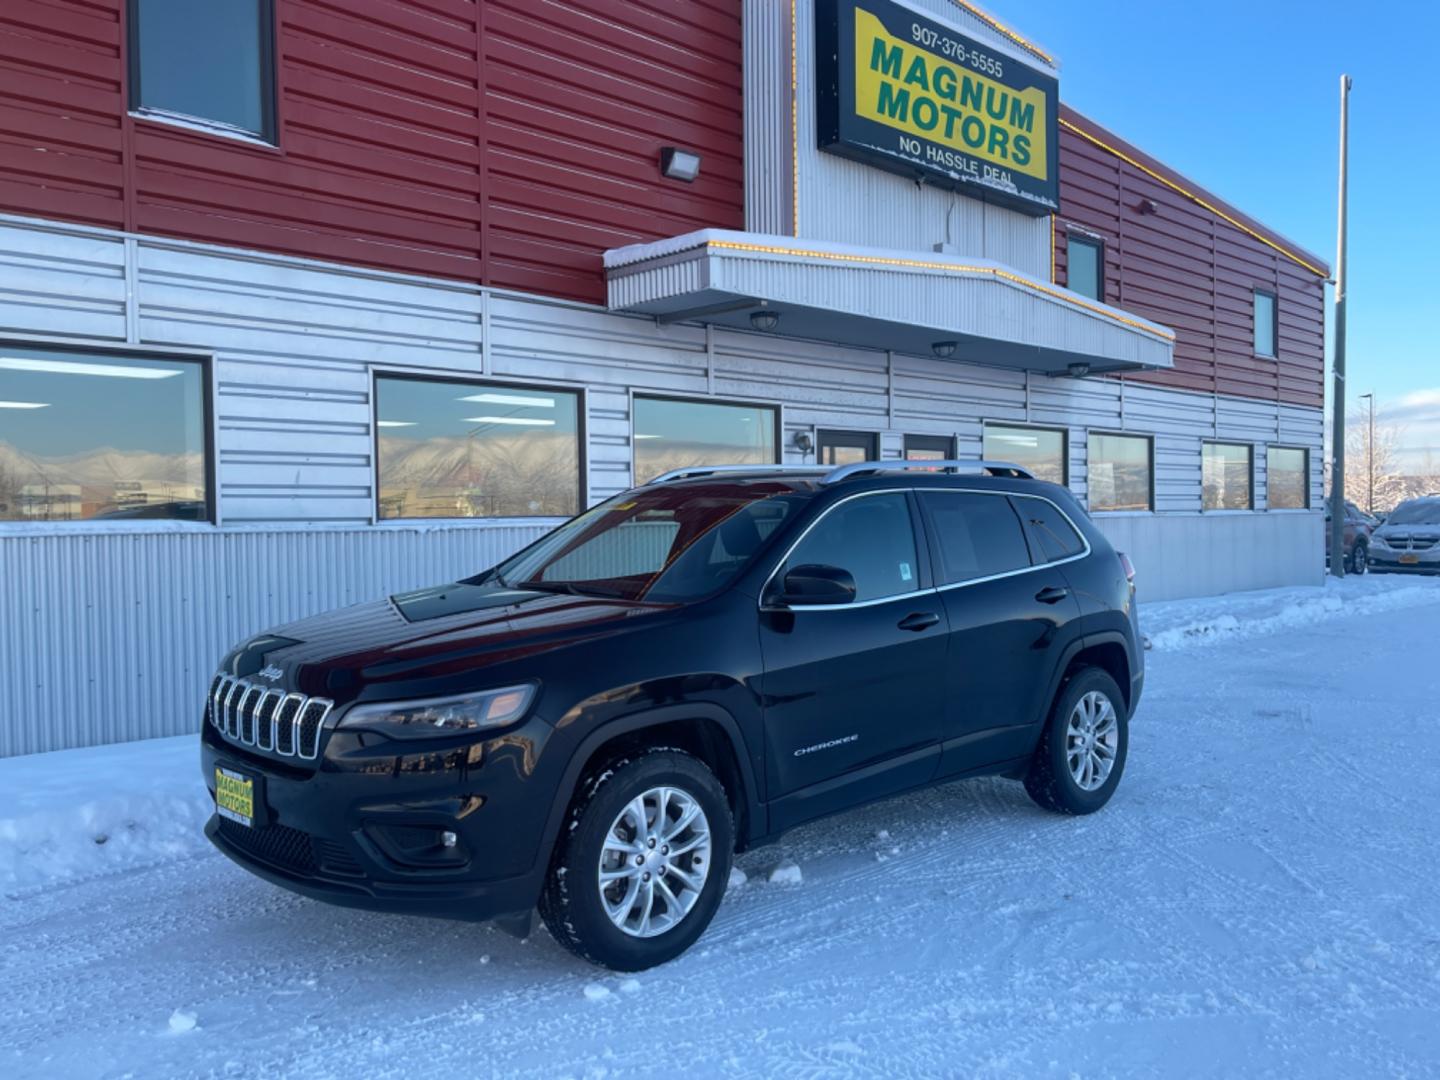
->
599, 786, 712, 938
540, 750, 732, 970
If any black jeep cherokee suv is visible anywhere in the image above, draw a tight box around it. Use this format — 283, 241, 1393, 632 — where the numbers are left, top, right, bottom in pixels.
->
202, 460, 1143, 970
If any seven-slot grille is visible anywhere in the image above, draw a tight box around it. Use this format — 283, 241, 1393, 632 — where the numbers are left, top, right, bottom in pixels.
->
207, 675, 334, 760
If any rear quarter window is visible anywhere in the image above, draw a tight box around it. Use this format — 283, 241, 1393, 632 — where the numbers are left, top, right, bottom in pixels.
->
1017, 498, 1087, 562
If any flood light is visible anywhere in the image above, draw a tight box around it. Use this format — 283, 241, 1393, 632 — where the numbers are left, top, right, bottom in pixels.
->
660, 146, 702, 183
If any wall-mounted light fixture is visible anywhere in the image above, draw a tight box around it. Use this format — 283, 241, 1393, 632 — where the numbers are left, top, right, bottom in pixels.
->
750, 309, 780, 332
1067, 361, 1091, 378
931, 340, 958, 359
1136, 197, 1158, 215
660, 147, 702, 183
793, 431, 814, 454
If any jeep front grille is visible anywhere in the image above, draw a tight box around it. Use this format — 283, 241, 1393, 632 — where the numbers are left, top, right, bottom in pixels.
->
206, 675, 333, 760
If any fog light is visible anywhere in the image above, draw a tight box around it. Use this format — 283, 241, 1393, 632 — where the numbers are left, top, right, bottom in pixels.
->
441, 830, 458, 849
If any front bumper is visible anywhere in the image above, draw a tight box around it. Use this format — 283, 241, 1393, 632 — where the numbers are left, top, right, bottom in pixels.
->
201, 718, 557, 923
1368, 546, 1440, 573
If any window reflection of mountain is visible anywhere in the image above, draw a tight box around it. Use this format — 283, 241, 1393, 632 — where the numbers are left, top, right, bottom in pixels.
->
0, 440, 204, 521
379, 431, 579, 519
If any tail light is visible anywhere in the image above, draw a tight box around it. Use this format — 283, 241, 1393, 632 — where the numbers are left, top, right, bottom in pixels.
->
1118, 552, 1136, 585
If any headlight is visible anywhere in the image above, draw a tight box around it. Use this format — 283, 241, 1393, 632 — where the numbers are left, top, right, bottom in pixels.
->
1371, 534, 1391, 548
338, 683, 537, 739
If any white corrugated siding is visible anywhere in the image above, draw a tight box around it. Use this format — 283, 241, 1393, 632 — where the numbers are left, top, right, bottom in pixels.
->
0, 214, 1324, 755
742, 0, 1053, 277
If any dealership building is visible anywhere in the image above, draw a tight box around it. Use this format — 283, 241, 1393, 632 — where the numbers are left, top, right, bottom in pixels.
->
0, 0, 1327, 755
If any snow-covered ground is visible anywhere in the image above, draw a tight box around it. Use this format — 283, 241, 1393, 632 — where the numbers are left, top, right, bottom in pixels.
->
3, 576, 1439, 1078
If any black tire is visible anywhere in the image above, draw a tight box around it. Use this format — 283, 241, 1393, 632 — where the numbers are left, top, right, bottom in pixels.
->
1023, 667, 1129, 815
1349, 543, 1368, 575
539, 749, 733, 971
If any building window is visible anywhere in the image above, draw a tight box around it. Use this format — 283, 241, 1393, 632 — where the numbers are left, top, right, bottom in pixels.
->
375, 376, 581, 519
1066, 235, 1103, 301
128, 0, 276, 141
1202, 442, 1254, 511
817, 430, 877, 466
983, 424, 1067, 485
632, 396, 778, 484
1254, 289, 1278, 357
0, 346, 209, 522
1087, 432, 1152, 512
1266, 446, 1309, 509
903, 434, 955, 461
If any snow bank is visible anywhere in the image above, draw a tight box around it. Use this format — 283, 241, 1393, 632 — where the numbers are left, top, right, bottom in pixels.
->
0, 736, 211, 895
1143, 575, 1440, 652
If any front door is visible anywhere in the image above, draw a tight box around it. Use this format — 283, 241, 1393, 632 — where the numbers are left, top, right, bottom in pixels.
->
759, 491, 946, 830
916, 490, 1085, 775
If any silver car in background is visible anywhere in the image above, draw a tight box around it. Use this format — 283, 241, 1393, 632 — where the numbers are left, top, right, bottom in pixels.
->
1368, 497, 1440, 574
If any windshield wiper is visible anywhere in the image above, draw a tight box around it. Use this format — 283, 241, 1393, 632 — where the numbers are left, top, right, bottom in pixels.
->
518, 580, 587, 596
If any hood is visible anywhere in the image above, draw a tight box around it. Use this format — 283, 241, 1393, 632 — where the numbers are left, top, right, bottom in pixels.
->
222, 581, 669, 702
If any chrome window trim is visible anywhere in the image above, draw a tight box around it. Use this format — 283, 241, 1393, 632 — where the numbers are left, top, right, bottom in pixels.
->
757, 487, 922, 611
758, 487, 1094, 612
928, 491, 1092, 593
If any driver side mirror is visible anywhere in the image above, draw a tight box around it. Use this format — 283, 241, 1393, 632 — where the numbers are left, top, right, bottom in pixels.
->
780, 564, 856, 606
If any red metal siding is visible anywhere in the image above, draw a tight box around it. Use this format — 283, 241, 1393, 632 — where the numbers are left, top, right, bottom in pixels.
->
1055, 106, 1327, 409
0, 0, 743, 302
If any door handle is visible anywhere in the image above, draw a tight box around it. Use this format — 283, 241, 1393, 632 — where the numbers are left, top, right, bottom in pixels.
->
897, 611, 941, 631
1035, 586, 1070, 605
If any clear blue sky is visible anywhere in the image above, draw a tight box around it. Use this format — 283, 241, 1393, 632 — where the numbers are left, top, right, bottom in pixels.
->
1012, 0, 1440, 470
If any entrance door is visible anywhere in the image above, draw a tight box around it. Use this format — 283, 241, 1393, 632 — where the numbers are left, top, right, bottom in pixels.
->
817, 429, 878, 466
904, 434, 955, 461
759, 490, 946, 830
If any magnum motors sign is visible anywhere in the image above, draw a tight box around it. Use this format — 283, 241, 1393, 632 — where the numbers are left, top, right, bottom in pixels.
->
815, 0, 1060, 215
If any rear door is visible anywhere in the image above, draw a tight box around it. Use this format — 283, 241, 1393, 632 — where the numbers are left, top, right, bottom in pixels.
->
916, 489, 1084, 777
759, 490, 946, 828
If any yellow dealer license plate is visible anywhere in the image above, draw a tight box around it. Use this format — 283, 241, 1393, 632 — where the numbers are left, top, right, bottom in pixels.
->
1400, 554, 1420, 565
215, 767, 256, 828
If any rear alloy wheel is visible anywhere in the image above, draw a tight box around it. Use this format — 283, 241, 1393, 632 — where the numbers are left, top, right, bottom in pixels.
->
540, 750, 732, 970
1349, 544, 1369, 575
1024, 667, 1129, 814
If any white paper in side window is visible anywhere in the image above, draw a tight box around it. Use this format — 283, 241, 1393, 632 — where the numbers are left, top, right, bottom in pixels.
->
899, 562, 913, 582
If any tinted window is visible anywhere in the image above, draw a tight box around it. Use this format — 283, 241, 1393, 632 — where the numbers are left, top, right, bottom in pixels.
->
781, 493, 918, 601
1067, 236, 1103, 301
633, 397, 777, 484
818, 430, 877, 466
491, 485, 803, 603
1266, 446, 1308, 509
983, 424, 1066, 484
376, 377, 581, 519
1254, 290, 1277, 357
920, 492, 1032, 584
1017, 498, 1086, 561
0, 347, 208, 522
131, 0, 273, 139
1202, 442, 1253, 510
1088, 433, 1152, 512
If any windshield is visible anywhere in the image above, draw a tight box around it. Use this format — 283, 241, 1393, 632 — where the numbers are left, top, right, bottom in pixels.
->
1384, 500, 1440, 527
478, 483, 809, 603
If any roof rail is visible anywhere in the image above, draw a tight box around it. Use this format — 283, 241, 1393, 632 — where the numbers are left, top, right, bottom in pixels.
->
822, 460, 1035, 484
645, 464, 826, 485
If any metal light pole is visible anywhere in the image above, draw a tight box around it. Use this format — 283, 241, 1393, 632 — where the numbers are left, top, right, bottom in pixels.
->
1329, 74, 1352, 577
1358, 391, 1374, 514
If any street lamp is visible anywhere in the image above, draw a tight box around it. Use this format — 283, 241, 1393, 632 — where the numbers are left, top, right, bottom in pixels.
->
1358, 392, 1375, 513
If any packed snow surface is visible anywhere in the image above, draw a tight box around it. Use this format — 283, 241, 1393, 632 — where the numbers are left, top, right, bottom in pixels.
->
2, 575, 1439, 1077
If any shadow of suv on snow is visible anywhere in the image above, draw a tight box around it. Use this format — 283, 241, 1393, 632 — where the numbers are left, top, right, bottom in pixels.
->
201, 460, 1143, 970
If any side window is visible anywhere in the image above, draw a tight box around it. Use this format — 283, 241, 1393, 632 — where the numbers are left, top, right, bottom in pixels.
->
919, 492, 1032, 584
780, 493, 918, 602
1017, 498, 1087, 562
